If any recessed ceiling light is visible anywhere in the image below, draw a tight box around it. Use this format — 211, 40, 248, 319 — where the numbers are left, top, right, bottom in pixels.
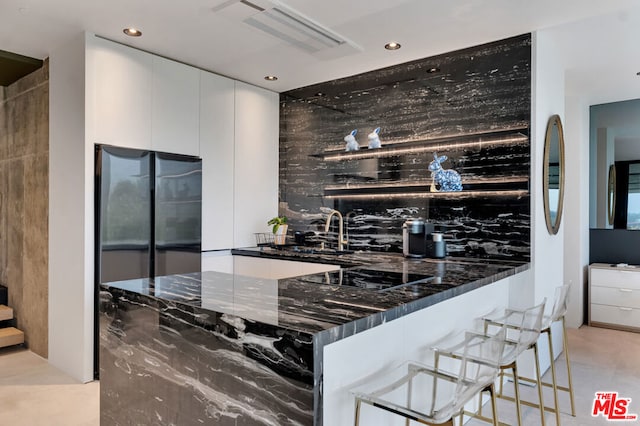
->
385, 42, 401, 50
426, 67, 441, 74
264, 75, 278, 81
315, 92, 326, 97
123, 28, 142, 37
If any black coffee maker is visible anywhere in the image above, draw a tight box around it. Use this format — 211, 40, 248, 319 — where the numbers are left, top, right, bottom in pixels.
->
402, 219, 446, 258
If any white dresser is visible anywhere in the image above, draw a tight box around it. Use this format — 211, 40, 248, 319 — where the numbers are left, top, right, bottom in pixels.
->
589, 263, 640, 332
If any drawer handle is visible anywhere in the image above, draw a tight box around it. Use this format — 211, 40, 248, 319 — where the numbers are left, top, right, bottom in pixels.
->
619, 307, 633, 312
619, 288, 633, 293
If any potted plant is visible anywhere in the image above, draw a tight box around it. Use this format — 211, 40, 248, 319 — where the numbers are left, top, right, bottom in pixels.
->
268, 216, 288, 245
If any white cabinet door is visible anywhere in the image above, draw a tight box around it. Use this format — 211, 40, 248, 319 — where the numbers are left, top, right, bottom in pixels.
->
590, 267, 640, 290
200, 71, 235, 250
591, 286, 640, 309
233, 82, 279, 248
591, 304, 640, 329
151, 56, 200, 156
201, 251, 233, 274
88, 36, 152, 150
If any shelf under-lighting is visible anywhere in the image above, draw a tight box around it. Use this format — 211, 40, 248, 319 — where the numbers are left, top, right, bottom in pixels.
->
325, 190, 529, 200
323, 176, 529, 199
315, 127, 529, 162
324, 176, 528, 191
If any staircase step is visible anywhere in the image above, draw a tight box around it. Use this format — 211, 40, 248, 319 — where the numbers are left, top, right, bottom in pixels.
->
0, 305, 13, 321
0, 327, 24, 348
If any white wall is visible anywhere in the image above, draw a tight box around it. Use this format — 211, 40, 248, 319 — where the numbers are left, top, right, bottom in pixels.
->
49, 33, 94, 382
511, 31, 567, 377
531, 30, 566, 308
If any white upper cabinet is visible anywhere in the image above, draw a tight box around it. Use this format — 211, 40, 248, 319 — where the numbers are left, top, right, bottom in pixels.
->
233, 82, 279, 248
87, 36, 200, 156
87, 36, 153, 150
151, 56, 200, 156
86, 37, 281, 251
200, 71, 235, 250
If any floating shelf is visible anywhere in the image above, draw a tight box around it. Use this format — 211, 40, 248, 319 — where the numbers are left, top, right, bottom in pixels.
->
325, 189, 529, 200
324, 176, 529, 199
313, 127, 529, 162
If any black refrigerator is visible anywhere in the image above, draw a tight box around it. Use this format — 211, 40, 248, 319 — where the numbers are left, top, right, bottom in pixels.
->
94, 145, 201, 377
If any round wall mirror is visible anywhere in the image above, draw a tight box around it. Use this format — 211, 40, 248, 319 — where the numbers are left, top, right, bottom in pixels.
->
607, 164, 616, 226
543, 114, 565, 235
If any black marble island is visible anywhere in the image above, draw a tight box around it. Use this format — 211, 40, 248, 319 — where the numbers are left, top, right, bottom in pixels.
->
99, 252, 528, 425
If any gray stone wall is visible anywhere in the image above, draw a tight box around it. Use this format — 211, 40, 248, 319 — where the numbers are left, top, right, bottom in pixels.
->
0, 60, 49, 357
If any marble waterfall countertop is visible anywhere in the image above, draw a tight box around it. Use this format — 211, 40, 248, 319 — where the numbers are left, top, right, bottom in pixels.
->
231, 246, 529, 334
100, 249, 529, 425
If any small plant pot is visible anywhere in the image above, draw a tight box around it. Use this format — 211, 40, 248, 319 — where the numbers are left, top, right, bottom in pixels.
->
273, 224, 288, 245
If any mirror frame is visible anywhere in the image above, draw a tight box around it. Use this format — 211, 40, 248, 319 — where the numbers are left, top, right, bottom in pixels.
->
607, 164, 616, 226
543, 114, 565, 235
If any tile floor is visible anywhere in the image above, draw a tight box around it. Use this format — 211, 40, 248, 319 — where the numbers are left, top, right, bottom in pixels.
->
0, 325, 638, 425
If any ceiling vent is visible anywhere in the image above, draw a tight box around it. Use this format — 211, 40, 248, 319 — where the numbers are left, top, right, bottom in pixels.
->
213, 0, 361, 58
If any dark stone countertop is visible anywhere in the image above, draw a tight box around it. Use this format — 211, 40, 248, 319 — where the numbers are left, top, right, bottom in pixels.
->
105, 248, 529, 338
232, 247, 529, 335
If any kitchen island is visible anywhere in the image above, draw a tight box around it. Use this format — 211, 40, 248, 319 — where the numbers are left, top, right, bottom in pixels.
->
99, 250, 528, 425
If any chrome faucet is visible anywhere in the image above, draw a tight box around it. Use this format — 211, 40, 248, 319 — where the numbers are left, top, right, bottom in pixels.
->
322, 209, 348, 251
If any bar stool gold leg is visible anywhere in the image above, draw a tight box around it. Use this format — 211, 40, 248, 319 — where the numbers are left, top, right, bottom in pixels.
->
406, 374, 413, 426
511, 363, 523, 426
533, 343, 546, 426
489, 385, 500, 426
354, 398, 361, 426
547, 329, 561, 425
562, 317, 576, 416
431, 355, 440, 417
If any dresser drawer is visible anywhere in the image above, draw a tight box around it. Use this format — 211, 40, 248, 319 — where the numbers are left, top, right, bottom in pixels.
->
590, 267, 640, 290
591, 286, 640, 309
591, 304, 640, 329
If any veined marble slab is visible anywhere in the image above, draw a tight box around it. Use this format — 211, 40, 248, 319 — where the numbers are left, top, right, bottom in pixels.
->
100, 253, 528, 425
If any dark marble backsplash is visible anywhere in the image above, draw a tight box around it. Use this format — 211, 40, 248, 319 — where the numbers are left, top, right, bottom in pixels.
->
279, 34, 531, 261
